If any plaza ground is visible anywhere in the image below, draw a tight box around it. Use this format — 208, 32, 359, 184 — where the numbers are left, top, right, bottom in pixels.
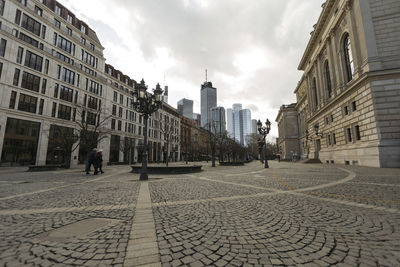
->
0, 161, 399, 266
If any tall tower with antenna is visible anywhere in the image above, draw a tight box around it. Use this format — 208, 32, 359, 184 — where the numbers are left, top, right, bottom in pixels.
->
200, 69, 217, 128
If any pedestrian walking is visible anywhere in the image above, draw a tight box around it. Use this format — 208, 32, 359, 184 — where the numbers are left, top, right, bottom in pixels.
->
94, 149, 104, 175
85, 148, 97, 174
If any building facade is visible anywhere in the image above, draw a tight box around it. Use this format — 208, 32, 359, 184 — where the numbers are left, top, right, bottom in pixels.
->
239, 108, 251, 146
0, 0, 180, 166
279, 0, 400, 167
226, 108, 233, 137
276, 104, 300, 160
200, 81, 216, 128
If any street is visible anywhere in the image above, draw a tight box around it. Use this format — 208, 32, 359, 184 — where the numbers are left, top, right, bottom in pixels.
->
0, 162, 399, 266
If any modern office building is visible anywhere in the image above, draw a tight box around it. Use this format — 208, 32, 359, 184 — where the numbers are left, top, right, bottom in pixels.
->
251, 119, 257, 134
239, 109, 251, 146
200, 81, 216, 128
192, 113, 201, 125
177, 98, 193, 119
210, 106, 226, 134
226, 108, 234, 137
232, 103, 242, 142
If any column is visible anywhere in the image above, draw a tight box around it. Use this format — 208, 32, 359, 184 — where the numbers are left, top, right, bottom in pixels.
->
316, 57, 326, 106
36, 121, 50, 165
326, 35, 338, 98
346, 0, 362, 78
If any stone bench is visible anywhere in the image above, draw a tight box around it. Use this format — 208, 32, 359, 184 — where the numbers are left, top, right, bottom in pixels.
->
28, 164, 64, 172
131, 165, 202, 174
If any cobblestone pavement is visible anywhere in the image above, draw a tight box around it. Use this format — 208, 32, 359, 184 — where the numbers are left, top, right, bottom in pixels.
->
0, 161, 399, 266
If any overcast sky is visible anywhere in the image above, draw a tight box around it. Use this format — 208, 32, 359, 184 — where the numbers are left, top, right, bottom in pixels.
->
58, 0, 324, 138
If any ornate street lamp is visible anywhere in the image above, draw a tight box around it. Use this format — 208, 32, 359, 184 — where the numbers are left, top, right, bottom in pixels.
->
257, 119, 271, 168
132, 79, 163, 180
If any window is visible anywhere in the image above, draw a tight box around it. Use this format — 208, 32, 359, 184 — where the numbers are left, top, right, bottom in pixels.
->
0, 0, 4, 16
118, 120, 122, 131
86, 79, 100, 94
51, 102, 57, 117
9, 91, 17, 109
81, 37, 86, 45
58, 104, 71, 120
343, 33, 354, 82
327, 134, 331, 146
67, 14, 73, 23
344, 106, 349, 115
38, 99, 44, 115
87, 96, 98, 110
16, 47, 24, 63
0, 38, 6, 57
74, 91, 78, 104
41, 78, 46, 94
120, 94, 123, 104
24, 50, 43, 71
21, 14, 41, 36
41, 25, 46, 39
18, 93, 37, 113
54, 19, 60, 28
346, 127, 352, 143
113, 91, 118, 102
54, 83, 59, 97
111, 119, 115, 130
351, 101, 357, 111
81, 50, 97, 67
355, 125, 361, 140
15, 9, 22, 24
312, 77, 318, 108
60, 67, 75, 85
90, 43, 95, 51
112, 105, 116, 116
55, 5, 61, 16
18, 0, 27, 6
333, 133, 336, 145
119, 107, 122, 117
34, 6, 42, 16
59, 85, 73, 102
19, 32, 39, 47
13, 68, 21, 86
44, 59, 49, 74
0, 62, 2, 79
54, 34, 75, 55
21, 71, 40, 92
324, 61, 332, 98
87, 112, 96, 125
67, 27, 72, 36
81, 25, 86, 33
330, 114, 334, 122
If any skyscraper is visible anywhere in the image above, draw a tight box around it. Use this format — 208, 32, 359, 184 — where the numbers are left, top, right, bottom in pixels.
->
251, 119, 258, 134
200, 81, 217, 128
226, 108, 234, 138
177, 98, 193, 119
239, 109, 252, 146
233, 104, 242, 142
211, 107, 226, 134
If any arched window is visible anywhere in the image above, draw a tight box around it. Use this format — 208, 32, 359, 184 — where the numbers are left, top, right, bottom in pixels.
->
324, 61, 332, 98
343, 33, 354, 82
312, 77, 318, 108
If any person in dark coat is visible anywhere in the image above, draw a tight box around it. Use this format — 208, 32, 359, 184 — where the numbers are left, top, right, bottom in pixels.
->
94, 149, 104, 175
85, 148, 97, 174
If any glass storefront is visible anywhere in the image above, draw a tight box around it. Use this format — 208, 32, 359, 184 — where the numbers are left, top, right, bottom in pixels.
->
109, 135, 120, 163
1, 117, 40, 166
46, 125, 74, 165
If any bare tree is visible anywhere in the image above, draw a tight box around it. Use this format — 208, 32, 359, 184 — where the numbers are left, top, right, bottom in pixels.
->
160, 118, 176, 167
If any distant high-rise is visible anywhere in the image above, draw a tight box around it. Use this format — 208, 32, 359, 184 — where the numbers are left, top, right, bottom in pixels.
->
193, 113, 201, 125
226, 108, 234, 138
239, 109, 251, 146
211, 107, 226, 134
200, 81, 217, 128
233, 104, 242, 142
251, 119, 258, 134
163, 85, 168, 103
177, 98, 193, 119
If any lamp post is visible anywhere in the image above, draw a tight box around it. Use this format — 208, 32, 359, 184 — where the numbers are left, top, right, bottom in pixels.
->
132, 79, 163, 180
257, 119, 271, 168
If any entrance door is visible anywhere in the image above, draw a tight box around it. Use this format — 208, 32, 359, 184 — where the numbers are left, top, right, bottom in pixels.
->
315, 139, 321, 159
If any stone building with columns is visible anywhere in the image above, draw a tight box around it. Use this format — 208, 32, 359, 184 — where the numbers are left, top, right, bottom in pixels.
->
287, 0, 400, 167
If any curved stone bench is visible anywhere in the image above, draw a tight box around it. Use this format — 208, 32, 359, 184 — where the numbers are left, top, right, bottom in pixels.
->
219, 162, 245, 166
28, 164, 64, 172
131, 165, 202, 174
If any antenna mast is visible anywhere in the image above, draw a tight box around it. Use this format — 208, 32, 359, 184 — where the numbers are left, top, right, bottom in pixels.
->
205, 69, 208, 82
